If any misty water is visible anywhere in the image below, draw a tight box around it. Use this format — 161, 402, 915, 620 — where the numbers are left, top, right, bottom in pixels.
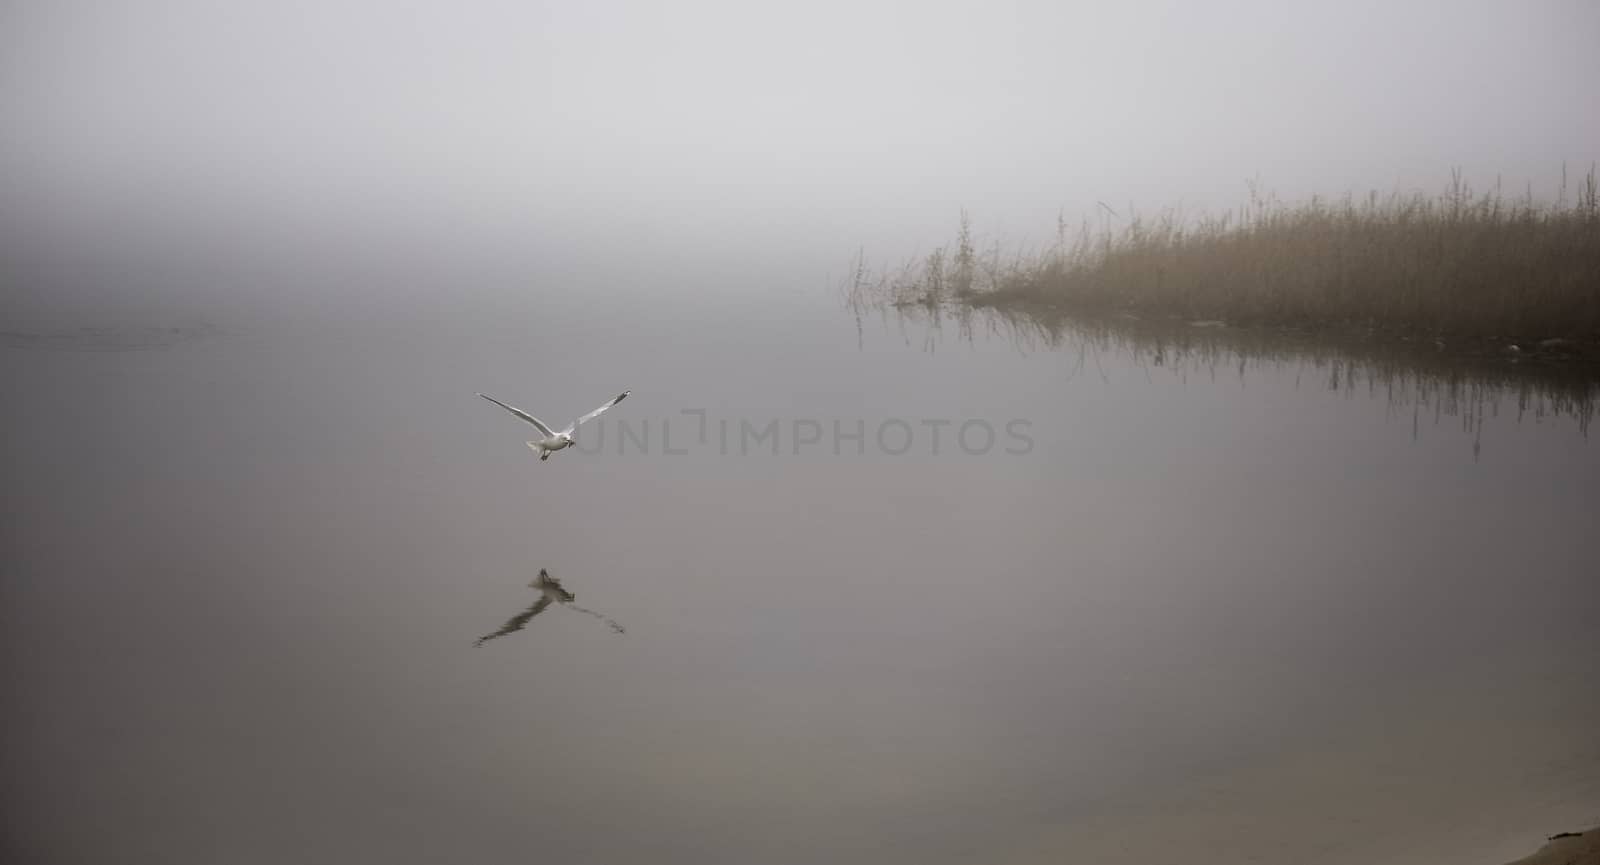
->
4, 239, 1598, 865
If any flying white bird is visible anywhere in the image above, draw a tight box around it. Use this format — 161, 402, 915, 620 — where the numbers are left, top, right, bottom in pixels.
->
476, 390, 630, 461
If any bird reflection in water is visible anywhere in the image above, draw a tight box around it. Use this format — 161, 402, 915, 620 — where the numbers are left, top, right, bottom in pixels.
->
474, 568, 625, 647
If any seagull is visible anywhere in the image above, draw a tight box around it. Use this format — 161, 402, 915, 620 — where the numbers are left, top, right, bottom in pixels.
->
474, 568, 625, 646
476, 390, 630, 461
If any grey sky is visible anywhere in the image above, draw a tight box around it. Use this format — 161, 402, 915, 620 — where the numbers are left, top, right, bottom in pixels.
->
3, 0, 1598, 250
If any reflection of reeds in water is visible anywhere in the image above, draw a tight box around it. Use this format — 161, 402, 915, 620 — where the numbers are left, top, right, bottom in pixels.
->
860, 297, 1595, 458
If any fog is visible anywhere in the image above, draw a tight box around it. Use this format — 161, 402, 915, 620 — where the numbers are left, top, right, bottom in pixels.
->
4, 5, 1599, 865
4, 0, 1599, 261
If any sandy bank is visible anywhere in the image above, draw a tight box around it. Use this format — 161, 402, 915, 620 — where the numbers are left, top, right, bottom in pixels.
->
1505, 829, 1598, 865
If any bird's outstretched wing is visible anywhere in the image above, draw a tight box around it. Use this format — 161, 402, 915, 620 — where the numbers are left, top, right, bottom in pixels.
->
566, 391, 630, 434
477, 393, 555, 437
566, 603, 626, 634
473, 596, 555, 647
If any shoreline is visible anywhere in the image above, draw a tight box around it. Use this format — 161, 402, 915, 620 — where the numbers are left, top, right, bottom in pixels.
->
1504, 828, 1598, 865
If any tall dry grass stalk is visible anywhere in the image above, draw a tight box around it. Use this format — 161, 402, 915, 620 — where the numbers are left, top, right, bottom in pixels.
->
851, 170, 1600, 343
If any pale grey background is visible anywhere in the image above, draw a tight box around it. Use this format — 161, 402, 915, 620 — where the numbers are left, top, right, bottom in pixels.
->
3, 3, 1598, 864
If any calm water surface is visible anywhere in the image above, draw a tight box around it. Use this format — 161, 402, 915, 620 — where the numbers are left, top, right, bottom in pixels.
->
4, 262, 1597, 865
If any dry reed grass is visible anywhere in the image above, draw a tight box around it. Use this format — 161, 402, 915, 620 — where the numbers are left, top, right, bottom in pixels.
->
850, 170, 1600, 348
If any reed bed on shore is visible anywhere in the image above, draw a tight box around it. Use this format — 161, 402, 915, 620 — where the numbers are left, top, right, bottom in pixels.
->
849, 169, 1600, 347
